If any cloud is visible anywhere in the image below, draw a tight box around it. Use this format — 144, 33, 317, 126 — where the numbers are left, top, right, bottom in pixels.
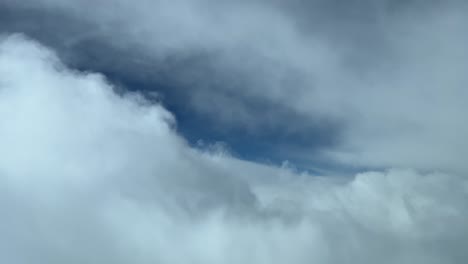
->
1, 34, 468, 264
2, 0, 468, 173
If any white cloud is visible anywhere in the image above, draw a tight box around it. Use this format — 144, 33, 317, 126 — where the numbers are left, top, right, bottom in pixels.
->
1, 34, 468, 264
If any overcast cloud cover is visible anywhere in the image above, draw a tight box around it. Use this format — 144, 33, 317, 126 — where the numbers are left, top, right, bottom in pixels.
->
1, 0, 468, 263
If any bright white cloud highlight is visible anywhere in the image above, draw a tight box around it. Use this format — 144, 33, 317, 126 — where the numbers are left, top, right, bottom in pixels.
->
1, 35, 468, 264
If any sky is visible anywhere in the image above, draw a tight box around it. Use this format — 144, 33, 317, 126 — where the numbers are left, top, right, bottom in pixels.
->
1, 1, 468, 263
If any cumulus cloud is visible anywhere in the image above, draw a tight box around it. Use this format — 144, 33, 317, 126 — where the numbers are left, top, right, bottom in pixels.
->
1, 34, 468, 264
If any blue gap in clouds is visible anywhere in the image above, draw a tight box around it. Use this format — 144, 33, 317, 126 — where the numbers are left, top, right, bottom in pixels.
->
97, 69, 351, 176
0, 2, 361, 175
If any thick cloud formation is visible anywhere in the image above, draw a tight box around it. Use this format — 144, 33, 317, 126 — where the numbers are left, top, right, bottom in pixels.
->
1, 35, 468, 264
2, 0, 468, 173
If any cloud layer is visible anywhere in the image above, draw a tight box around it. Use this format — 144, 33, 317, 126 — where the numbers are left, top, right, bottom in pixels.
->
1, 34, 468, 264
2, 0, 468, 173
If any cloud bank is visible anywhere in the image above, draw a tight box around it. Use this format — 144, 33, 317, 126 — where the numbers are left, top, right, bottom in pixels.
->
1, 34, 468, 263
2, 0, 468, 173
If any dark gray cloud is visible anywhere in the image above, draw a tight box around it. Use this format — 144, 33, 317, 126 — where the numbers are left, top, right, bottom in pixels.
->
0, 1, 345, 168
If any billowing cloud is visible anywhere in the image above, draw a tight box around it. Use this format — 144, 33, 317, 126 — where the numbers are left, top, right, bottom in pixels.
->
2, 0, 467, 173
1, 34, 468, 264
